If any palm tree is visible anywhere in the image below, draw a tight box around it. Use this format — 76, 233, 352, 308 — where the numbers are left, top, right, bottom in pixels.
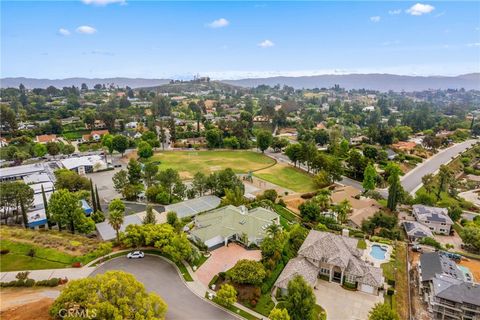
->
314, 188, 331, 212
108, 210, 124, 243
334, 199, 352, 224
108, 199, 125, 243
266, 224, 281, 238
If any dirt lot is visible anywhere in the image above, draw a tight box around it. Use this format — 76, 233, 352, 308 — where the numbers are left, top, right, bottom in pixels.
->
459, 258, 480, 282
0, 287, 61, 320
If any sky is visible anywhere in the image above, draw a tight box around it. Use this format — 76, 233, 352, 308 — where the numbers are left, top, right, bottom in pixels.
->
1, 0, 480, 79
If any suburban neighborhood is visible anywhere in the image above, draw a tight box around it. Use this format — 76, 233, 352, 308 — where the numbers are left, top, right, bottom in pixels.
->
1, 1, 480, 320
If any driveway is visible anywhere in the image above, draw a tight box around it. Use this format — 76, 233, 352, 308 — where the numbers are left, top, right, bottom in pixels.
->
314, 280, 382, 320
91, 255, 236, 320
196, 243, 261, 287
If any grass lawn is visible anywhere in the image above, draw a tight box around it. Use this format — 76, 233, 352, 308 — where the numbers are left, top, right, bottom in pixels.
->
189, 253, 209, 269
0, 239, 75, 271
254, 164, 316, 193
254, 293, 275, 316
381, 242, 408, 320
206, 293, 260, 320
151, 150, 275, 179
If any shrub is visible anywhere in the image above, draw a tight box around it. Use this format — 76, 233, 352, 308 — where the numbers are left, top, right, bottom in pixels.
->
387, 288, 395, 295
342, 282, 357, 290
47, 278, 60, 287
25, 279, 35, 287
387, 279, 396, 287
0, 249, 10, 254
27, 248, 36, 257
227, 259, 266, 285
15, 280, 25, 287
278, 198, 286, 207
261, 261, 285, 294
71, 261, 82, 268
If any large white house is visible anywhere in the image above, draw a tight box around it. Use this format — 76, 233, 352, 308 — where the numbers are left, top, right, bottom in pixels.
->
412, 205, 453, 235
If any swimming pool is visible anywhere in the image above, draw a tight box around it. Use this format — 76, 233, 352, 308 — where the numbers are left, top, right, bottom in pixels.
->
370, 244, 387, 260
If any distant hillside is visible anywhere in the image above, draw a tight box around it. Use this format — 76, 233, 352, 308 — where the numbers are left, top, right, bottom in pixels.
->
223, 73, 480, 91
142, 81, 247, 94
0, 77, 171, 89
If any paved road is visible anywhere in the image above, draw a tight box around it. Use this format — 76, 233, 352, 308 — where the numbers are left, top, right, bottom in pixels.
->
90, 256, 236, 320
400, 139, 478, 193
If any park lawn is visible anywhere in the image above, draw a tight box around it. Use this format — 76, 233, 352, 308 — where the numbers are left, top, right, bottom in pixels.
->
254, 164, 316, 193
0, 239, 75, 272
151, 150, 275, 179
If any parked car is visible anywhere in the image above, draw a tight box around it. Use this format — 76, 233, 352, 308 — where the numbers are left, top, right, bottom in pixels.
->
127, 251, 145, 259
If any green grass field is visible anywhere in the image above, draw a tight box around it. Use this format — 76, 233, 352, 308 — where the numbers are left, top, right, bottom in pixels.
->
254, 164, 316, 193
0, 239, 75, 271
152, 150, 275, 179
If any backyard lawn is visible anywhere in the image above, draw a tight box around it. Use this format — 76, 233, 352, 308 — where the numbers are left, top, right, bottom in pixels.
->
152, 150, 275, 179
381, 242, 408, 320
254, 163, 316, 193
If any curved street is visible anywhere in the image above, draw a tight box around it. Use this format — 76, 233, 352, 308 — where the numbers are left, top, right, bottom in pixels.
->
90, 255, 237, 320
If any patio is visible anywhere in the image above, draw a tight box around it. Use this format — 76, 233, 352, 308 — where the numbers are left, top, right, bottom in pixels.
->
195, 243, 262, 287
314, 280, 383, 320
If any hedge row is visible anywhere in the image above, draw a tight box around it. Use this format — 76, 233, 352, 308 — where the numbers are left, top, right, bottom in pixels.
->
261, 261, 285, 294
0, 278, 61, 287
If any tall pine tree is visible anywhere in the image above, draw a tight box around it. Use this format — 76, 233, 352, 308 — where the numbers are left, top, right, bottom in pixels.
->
95, 185, 102, 212
90, 179, 97, 213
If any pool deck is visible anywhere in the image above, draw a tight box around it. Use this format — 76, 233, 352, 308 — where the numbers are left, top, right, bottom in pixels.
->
362, 241, 393, 267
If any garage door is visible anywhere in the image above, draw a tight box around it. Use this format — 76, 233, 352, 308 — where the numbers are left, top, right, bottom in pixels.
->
359, 283, 375, 294
205, 235, 225, 248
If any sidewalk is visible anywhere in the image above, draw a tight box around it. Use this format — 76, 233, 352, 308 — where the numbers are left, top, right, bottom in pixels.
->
0, 267, 95, 282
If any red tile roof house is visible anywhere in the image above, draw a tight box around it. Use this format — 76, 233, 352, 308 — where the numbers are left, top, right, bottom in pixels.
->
82, 130, 109, 142
35, 134, 57, 144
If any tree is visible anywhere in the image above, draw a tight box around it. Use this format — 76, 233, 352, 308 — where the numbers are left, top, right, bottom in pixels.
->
363, 163, 377, 192
256, 130, 273, 153
143, 205, 156, 225
50, 271, 167, 320
215, 284, 237, 307
33, 143, 47, 157
90, 179, 97, 213
54, 169, 90, 192
227, 259, 266, 285
112, 170, 128, 194
108, 199, 125, 243
459, 223, 480, 251
49, 189, 83, 233
448, 206, 462, 222
112, 135, 128, 156
0, 104, 17, 131
157, 168, 184, 203
422, 174, 435, 194
17, 183, 34, 228
436, 165, 453, 200
333, 199, 352, 224
41, 184, 52, 228
95, 185, 102, 212
192, 172, 208, 196
137, 141, 153, 159
368, 303, 399, 320
271, 137, 289, 152
269, 308, 290, 320
102, 134, 114, 155
285, 275, 316, 320
205, 128, 223, 149
386, 163, 403, 212
285, 143, 302, 167
127, 158, 142, 185
143, 162, 159, 187
46, 142, 60, 157
166, 211, 178, 227
220, 187, 245, 207
313, 170, 331, 189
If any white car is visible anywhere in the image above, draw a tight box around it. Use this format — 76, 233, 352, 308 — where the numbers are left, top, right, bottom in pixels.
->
127, 251, 145, 259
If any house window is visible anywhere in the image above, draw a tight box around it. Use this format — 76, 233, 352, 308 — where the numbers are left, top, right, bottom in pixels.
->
320, 268, 330, 275
429, 227, 434, 230
424, 221, 430, 224
440, 229, 446, 232
345, 274, 356, 284
441, 223, 446, 226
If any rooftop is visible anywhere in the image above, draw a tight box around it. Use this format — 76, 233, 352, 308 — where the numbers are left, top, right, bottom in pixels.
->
164, 195, 221, 219
413, 205, 452, 224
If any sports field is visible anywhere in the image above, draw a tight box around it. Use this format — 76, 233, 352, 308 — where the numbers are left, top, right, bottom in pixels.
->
152, 150, 316, 192
152, 150, 275, 179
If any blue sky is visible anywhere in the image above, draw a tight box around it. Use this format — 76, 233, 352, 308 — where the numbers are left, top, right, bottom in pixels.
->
1, 1, 479, 79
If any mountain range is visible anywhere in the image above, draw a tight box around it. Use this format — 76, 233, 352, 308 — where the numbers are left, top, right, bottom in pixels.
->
1, 73, 479, 92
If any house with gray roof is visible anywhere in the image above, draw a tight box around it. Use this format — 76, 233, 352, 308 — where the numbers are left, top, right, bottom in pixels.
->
418, 252, 480, 319
274, 230, 384, 295
403, 220, 434, 242
190, 205, 279, 249
412, 204, 453, 235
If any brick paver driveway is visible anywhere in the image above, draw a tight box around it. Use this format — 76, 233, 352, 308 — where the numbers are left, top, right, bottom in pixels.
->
314, 280, 383, 320
196, 243, 261, 287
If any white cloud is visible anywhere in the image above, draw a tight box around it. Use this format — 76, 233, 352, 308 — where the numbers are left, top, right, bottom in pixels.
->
258, 40, 274, 48
406, 3, 435, 16
81, 0, 126, 6
207, 18, 229, 28
58, 28, 71, 36
388, 9, 401, 15
370, 16, 381, 23
467, 43, 480, 47
76, 25, 97, 34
